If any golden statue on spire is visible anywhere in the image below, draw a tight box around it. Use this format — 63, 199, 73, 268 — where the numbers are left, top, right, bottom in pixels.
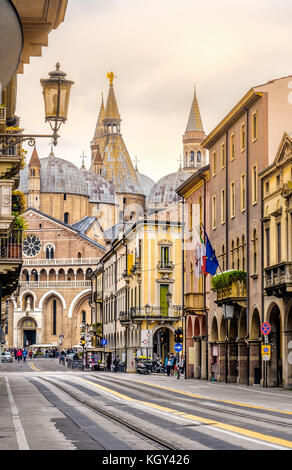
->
107, 71, 116, 85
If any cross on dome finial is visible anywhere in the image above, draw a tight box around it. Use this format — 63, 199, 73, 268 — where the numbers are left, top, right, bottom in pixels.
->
80, 150, 87, 170
133, 156, 140, 171
177, 155, 183, 171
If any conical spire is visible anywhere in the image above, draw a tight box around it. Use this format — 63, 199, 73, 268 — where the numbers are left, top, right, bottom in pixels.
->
104, 73, 121, 122
185, 87, 204, 133
29, 146, 41, 167
93, 93, 105, 139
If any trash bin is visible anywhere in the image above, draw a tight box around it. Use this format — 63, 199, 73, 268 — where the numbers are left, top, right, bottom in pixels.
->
254, 366, 261, 385
118, 364, 125, 372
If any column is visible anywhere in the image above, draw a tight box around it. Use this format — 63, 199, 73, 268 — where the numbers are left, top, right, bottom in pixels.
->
237, 341, 248, 384
200, 336, 207, 379
193, 338, 201, 378
218, 341, 226, 382
228, 341, 238, 383
249, 340, 261, 386
284, 330, 292, 390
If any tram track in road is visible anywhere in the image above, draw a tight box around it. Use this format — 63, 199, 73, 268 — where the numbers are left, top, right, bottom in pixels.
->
88, 375, 292, 430
38, 376, 180, 451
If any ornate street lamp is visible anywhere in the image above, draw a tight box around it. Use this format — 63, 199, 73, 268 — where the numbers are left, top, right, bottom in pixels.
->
0, 63, 74, 152
40, 63, 74, 145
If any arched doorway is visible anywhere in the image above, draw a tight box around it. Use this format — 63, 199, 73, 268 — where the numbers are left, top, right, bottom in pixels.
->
153, 327, 170, 363
21, 317, 37, 347
250, 308, 261, 385
269, 304, 282, 387
210, 316, 219, 381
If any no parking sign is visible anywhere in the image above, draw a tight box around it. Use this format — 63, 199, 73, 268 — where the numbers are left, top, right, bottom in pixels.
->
261, 322, 271, 335
261, 345, 271, 361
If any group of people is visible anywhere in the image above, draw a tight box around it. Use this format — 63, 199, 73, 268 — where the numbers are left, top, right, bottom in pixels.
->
11, 348, 32, 362
164, 353, 185, 377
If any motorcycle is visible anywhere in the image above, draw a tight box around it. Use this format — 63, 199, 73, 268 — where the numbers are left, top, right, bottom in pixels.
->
136, 360, 152, 374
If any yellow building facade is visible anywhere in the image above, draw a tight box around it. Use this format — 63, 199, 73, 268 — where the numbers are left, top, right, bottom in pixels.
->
260, 132, 292, 389
92, 219, 183, 372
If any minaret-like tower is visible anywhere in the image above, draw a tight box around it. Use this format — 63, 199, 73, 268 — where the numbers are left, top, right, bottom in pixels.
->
28, 147, 41, 209
90, 93, 105, 165
183, 87, 206, 171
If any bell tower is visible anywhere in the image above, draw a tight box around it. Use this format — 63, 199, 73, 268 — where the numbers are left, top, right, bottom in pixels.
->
183, 87, 206, 171
28, 147, 41, 210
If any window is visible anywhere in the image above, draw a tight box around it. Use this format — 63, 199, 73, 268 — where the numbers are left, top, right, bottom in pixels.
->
242, 235, 246, 271
197, 150, 201, 163
231, 240, 235, 269
276, 174, 280, 187
52, 299, 57, 335
252, 111, 257, 141
221, 188, 225, 224
236, 238, 240, 270
230, 182, 235, 218
64, 194, 67, 201
190, 150, 195, 162
160, 246, 170, 267
64, 212, 69, 224
252, 164, 257, 204
222, 245, 226, 271
212, 151, 217, 176
241, 173, 246, 211
265, 181, 269, 194
241, 122, 246, 151
31, 169, 35, 177
277, 222, 281, 263
221, 142, 225, 168
189, 203, 193, 231
230, 132, 235, 160
46, 245, 54, 259
266, 227, 270, 267
212, 195, 217, 229
253, 230, 257, 274
82, 310, 86, 323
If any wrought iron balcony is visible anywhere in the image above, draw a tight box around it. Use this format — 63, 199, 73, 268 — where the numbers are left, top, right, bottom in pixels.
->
120, 305, 182, 324
265, 262, 292, 297
157, 261, 173, 272
130, 262, 141, 275
0, 230, 23, 299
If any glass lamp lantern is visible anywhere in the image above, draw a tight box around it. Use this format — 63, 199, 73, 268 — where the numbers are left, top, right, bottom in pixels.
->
40, 63, 74, 145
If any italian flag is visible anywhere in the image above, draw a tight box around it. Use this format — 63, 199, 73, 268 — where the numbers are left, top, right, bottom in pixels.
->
197, 225, 207, 276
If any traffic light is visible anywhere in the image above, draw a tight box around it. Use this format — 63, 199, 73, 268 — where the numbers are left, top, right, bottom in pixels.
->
159, 331, 165, 344
175, 328, 183, 343
80, 335, 85, 346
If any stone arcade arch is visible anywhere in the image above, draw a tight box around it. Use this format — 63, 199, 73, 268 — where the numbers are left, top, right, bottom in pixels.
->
268, 303, 282, 387
17, 316, 38, 348
210, 316, 219, 381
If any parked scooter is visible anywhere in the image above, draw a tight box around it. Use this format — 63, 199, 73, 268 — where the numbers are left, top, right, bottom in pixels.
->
136, 360, 152, 374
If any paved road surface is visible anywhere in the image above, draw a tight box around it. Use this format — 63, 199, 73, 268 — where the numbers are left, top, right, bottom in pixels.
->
0, 358, 291, 450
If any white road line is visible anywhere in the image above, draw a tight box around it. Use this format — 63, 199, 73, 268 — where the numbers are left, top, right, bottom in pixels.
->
5, 376, 29, 450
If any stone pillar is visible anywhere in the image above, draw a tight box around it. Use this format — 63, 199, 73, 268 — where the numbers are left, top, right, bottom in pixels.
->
249, 340, 261, 386
193, 338, 201, 378
218, 341, 226, 382
200, 336, 207, 379
237, 341, 248, 384
228, 342, 238, 383
208, 341, 213, 381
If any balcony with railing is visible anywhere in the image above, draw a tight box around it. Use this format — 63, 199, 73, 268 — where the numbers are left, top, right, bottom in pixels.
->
130, 262, 141, 275
23, 257, 100, 266
19, 280, 91, 289
119, 305, 182, 324
157, 261, 174, 273
184, 292, 205, 313
211, 270, 247, 308
265, 262, 292, 297
0, 108, 23, 180
0, 230, 23, 299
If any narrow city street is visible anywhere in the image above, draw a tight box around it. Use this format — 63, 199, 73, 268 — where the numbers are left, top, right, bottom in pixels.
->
0, 359, 291, 450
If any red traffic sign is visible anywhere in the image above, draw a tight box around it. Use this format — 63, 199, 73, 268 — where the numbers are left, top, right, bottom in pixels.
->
261, 322, 271, 335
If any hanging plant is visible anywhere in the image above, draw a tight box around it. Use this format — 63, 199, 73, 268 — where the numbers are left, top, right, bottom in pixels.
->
12, 190, 26, 215
211, 270, 246, 291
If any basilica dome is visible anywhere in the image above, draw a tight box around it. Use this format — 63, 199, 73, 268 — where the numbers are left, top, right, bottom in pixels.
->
147, 170, 190, 208
135, 170, 155, 198
82, 169, 116, 204
19, 155, 90, 197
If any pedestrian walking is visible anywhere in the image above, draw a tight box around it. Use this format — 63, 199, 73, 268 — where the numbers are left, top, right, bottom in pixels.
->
165, 354, 172, 376
114, 356, 120, 373
170, 353, 175, 375
22, 349, 27, 362
16, 349, 22, 362
60, 350, 65, 366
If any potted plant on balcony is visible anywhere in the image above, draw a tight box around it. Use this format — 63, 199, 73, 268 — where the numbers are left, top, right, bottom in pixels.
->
8, 191, 27, 258
211, 270, 246, 291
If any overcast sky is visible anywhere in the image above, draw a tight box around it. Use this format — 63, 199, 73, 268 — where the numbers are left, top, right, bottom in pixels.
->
17, 0, 292, 182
